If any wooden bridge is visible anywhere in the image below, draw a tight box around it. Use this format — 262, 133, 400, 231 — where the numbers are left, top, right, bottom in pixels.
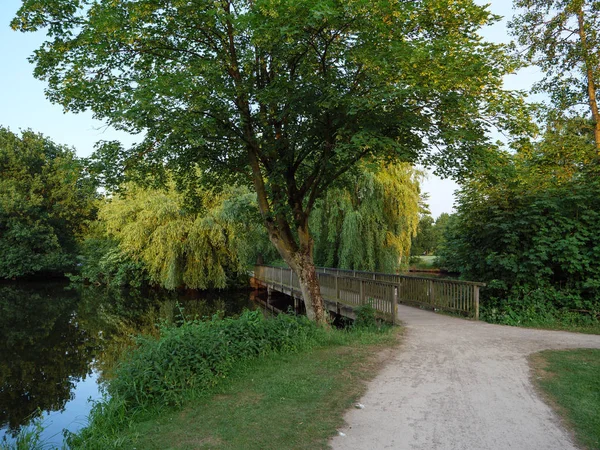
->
252, 265, 485, 324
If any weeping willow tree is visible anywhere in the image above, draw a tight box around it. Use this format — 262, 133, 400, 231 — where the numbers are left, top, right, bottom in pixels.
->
311, 162, 421, 273
98, 183, 273, 290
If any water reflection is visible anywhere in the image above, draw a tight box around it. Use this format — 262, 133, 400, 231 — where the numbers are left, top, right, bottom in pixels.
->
0, 283, 98, 437
0, 282, 258, 445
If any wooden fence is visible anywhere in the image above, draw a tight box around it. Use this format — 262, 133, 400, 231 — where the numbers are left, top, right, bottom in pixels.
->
253, 265, 485, 321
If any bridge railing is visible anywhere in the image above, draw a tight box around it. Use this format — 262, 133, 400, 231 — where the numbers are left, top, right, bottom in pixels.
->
316, 267, 485, 319
253, 265, 485, 320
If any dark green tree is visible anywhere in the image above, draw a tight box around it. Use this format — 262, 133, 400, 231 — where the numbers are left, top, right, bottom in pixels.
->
433, 212, 452, 251
437, 123, 600, 326
0, 128, 96, 278
14, 0, 531, 323
411, 214, 436, 256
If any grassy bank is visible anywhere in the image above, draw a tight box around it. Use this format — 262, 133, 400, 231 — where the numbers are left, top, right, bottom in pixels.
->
66, 310, 397, 449
530, 349, 600, 449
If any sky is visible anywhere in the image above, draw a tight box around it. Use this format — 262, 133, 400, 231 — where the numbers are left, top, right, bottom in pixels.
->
0, 1, 542, 219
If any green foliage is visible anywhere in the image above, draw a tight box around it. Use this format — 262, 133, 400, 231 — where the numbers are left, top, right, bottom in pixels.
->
66, 324, 396, 450
13, 0, 534, 322
439, 164, 600, 327
411, 215, 436, 256
510, 1, 600, 135
90, 182, 274, 290
353, 304, 378, 330
0, 418, 46, 450
311, 162, 420, 272
108, 310, 321, 408
0, 127, 96, 278
74, 231, 149, 289
411, 212, 453, 256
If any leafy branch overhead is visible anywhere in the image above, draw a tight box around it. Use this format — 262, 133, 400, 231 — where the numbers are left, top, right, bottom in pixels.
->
511, 0, 600, 152
14, 0, 531, 213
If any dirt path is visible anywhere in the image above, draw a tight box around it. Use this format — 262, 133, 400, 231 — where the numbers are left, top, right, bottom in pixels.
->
331, 305, 600, 450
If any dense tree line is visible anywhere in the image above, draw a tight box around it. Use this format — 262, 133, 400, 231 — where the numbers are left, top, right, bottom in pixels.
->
0, 128, 96, 279
410, 212, 451, 256
437, 0, 600, 327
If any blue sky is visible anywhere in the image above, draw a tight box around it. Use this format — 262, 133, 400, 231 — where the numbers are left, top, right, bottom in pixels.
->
0, 1, 541, 218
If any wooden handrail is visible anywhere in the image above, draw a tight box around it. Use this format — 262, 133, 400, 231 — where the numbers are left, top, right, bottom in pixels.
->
253, 264, 485, 320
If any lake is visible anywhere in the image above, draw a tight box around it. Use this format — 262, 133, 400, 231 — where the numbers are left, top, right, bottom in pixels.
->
0, 281, 263, 448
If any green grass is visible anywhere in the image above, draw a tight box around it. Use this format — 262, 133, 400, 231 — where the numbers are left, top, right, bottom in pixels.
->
530, 349, 600, 449
70, 325, 398, 449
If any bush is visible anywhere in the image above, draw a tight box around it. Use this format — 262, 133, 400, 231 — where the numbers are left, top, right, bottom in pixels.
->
439, 174, 600, 328
353, 303, 378, 329
0, 128, 96, 279
109, 310, 321, 408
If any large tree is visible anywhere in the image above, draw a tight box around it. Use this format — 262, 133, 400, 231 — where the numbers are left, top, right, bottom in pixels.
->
0, 127, 96, 278
13, 0, 530, 323
510, 0, 600, 152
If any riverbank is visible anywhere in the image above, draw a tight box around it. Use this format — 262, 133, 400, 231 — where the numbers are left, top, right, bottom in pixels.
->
113, 330, 397, 449
62, 311, 398, 449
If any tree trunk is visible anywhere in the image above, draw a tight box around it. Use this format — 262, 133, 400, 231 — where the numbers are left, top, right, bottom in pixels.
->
289, 252, 326, 324
266, 224, 327, 325
577, 7, 600, 153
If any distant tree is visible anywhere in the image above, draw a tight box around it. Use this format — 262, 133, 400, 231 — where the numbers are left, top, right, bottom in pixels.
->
411, 214, 436, 256
311, 162, 420, 272
0, 127, 96, 278
433, 212, 452, 250
14, 0, 532, 323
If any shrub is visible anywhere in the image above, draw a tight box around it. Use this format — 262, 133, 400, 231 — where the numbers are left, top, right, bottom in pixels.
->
439, 173, 600, 328
109, 310, 321, 408
353, 303, 378, 329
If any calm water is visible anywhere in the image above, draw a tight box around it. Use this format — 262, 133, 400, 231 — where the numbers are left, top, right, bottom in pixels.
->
0, 281, 260, 448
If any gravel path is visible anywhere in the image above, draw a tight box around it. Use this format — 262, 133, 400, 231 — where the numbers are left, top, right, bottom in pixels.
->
331, 304, 600, 450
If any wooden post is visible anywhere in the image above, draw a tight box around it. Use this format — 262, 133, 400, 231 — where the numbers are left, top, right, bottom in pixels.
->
429, 279, 435, 309
359, 279, 365, 304
392, 285, 398, 325
335, 275, 339, 301
474, 285, 480, 320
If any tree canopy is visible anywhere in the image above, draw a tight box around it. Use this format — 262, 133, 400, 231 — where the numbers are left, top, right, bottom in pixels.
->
438, 118, 600, 327
0, 127, 96, 279
511, 0, 600, 152
311, 161, 420, 272
94, 181, 272, 290
14, 0, 532, 322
